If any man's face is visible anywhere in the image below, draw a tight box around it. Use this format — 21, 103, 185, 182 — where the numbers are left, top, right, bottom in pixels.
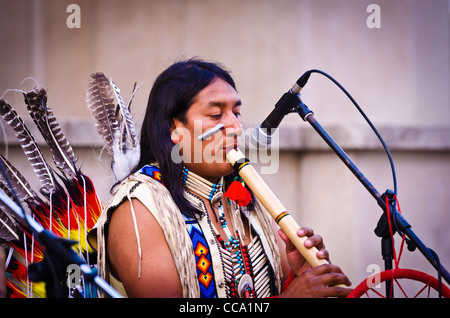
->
170, 78, 243, 182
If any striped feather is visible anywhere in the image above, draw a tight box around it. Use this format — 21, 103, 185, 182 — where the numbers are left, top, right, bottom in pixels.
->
109, 79, 140, 181
0, 154, 37, 203
111, 79, 138, 150
86, 73, 140, 181
24, 89, 77, 179
0, 99, 56, 196
85, 72, 119, 154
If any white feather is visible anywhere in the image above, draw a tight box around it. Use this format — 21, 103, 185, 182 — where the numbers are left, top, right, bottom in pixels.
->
111, 130, 140, 181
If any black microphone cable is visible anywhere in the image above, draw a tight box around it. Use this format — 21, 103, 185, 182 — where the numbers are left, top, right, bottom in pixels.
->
300, 69, 398, 196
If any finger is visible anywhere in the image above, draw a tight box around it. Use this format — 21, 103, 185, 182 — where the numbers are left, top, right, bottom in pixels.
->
304, 234, 330, 262
321, 285, 353, 298
303, 234, 323, 248
316, 248, 329, 260
304, 236, 328, 261
322, 272, 352, 287
297, 227, 313, 238
312, 264, 352, 287
278, 229, 295, 250
311, 264, 342, 276
278, 228, 287, 243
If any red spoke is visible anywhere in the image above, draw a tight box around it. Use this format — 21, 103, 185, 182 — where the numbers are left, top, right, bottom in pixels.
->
348, 268, 450, 298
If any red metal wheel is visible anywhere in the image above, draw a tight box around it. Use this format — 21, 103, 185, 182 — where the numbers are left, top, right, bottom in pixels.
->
348, 268, 450, 298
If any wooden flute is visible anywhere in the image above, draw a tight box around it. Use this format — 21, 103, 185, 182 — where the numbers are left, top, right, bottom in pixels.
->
226, 148, 331, 269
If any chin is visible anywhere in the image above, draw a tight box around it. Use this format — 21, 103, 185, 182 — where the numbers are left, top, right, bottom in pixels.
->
215, 162, 234, 176
183, 158, 234, 180
204, 160, 234, 177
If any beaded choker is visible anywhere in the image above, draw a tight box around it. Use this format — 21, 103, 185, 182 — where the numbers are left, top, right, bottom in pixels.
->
181, 167, 223, 204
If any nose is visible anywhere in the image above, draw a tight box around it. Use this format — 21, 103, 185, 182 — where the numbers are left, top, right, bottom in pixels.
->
223, 110, 243, 137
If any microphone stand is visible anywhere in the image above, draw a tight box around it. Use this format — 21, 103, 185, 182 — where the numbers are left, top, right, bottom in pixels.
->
0, 173, 122, 298
295, 98, 450, 296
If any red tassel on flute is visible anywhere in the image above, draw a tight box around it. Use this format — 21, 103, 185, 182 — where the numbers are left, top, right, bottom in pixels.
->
224, 177, 252, 207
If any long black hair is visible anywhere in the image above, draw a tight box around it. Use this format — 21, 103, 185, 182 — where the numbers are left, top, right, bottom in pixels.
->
136, 58, 237, 217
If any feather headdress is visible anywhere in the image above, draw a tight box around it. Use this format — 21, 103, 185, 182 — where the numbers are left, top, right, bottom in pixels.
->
86, 72, 140, 181
0, 73, 140, 297
0, 87, 102, 297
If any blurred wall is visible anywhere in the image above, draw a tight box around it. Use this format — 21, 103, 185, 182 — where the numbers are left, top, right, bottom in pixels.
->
1, 0, 449, 294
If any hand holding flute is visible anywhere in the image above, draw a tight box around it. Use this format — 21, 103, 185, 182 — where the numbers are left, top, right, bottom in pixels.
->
226, 148, 352, 297
278, 227, 352, 297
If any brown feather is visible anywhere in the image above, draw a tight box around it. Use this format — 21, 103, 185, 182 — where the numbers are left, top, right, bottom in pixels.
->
0, 99, 56, 196
24, 88, 77, 179
85, 73, 119, 154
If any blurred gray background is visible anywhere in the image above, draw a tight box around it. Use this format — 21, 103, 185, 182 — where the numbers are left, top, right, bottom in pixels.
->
1, 0, 449, 295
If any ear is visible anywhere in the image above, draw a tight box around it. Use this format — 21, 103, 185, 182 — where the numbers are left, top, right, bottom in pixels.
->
170, 118, 183, 144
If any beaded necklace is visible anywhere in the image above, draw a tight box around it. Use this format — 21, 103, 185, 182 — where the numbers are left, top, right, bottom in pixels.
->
181, 167, 257, 297
182, 167, 223, 204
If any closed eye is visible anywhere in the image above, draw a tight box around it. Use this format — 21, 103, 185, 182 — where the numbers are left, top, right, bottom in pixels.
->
209, 114, 222, 119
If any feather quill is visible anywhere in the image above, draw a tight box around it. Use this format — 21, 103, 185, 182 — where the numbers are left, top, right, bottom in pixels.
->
23, 88, 77, 180
85, 72, 119, 155
0, 99, 56, 196
110, 79, 140, 180
127, 82, 142, 111
111, 79, 138, 150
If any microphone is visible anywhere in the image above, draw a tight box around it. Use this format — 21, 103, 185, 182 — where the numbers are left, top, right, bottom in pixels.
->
249, 71, 311, 148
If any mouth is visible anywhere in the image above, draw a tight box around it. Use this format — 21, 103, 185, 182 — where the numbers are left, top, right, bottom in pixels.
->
222, 140, 238, 152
